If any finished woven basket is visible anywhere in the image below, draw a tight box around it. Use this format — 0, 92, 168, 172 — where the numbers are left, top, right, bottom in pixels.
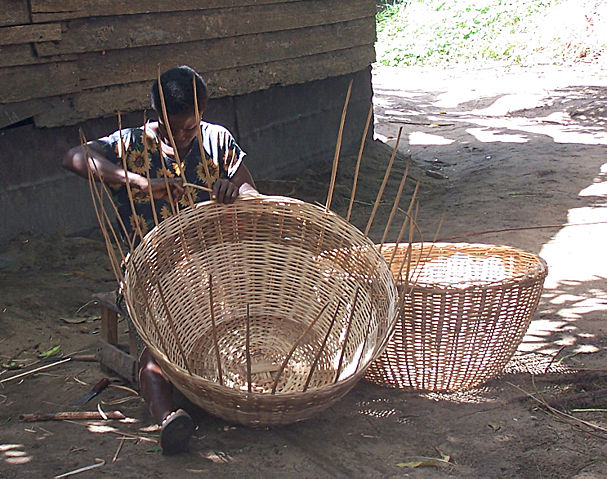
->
122, 196, 398, 426
365, 243, 547, 392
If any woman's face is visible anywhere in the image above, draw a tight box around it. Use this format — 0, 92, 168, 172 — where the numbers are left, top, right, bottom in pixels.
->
158, 109, 203, 151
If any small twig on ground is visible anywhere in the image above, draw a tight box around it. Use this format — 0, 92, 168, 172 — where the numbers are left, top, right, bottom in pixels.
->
507, 380, 607, 440
101, 396, 140, 406
0, 358, 72, 384
544, 346, 567, 374
63, 419, 156, 443
113, 437, 126, 462
109, 384, 139, 395
54, 458, 105, 478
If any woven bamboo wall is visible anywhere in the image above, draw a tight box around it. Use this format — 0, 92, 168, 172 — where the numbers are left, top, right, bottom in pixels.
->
0, 0, 376, 129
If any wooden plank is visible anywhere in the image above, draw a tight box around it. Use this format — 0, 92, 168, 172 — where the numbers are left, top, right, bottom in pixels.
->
75, 18, 375, 91
36, 82, 150, 127
97, 339, 137, 384
0, 44, 35, 67
0, 24, 62, 46
0, 62, 78, 104
34, 0, 374, 56
0, 98, 47, 129
0, 44, 78, 68
209, 45, 375, 98
30, 0, 305, 22
35, 45, 374, 127
0, 0, 29, 27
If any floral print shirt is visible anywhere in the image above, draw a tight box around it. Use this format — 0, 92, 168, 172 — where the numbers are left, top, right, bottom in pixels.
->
97, 121, 245, 243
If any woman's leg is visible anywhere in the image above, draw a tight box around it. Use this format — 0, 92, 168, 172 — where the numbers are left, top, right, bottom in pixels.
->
138, 348, 194, 454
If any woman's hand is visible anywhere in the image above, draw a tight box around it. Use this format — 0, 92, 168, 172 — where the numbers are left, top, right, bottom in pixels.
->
212, 178, 240, 204
136, 177, 184, 202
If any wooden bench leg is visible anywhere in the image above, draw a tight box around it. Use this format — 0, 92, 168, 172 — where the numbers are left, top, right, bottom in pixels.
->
100, 306, 118, 346
93, 291, 138, 384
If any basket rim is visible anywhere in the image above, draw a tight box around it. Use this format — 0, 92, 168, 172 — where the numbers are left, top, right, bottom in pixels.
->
380, 241, 548, 291
128, 195, 309, 259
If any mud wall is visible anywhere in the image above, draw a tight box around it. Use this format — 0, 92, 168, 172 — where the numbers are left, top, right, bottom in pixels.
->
0, 1, 376, 245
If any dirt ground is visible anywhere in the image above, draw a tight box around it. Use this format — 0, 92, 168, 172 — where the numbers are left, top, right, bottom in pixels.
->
1, 63, 607, 478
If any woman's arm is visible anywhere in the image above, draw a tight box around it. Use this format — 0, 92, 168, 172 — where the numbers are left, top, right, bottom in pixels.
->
62, 141, 183, 200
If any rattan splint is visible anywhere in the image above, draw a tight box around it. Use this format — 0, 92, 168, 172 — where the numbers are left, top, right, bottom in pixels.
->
122, 196, 399, 426
365, 242, 547, 392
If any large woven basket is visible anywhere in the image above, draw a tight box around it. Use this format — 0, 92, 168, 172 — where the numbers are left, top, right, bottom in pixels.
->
122, 196, 398, 426
365, 243, 547, 392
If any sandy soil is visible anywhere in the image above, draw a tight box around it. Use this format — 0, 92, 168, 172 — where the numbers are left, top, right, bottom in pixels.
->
1, 63, 607, 478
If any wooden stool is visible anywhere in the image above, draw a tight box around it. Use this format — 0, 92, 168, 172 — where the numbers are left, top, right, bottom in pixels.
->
92, 291, 138, 384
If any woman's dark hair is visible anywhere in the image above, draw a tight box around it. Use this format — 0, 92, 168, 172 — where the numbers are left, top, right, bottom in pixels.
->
150, 65, 208, 115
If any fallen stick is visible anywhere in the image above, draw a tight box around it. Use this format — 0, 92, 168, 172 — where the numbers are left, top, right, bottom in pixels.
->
71, 354, 98, 362
112, 437, 126, 463
54, 458, 105, 479
0, 357, 72, 384
19, 411, 125, 422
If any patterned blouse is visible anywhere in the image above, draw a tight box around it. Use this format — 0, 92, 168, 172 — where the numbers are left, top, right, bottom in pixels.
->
97, 121, 245, 243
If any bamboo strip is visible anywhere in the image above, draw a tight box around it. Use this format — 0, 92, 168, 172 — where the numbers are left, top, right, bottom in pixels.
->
208, 275, 224, 386
193, 77, 212, 187
117, 113, 144, 242
379, 160, 410, 251
159, 157, 178, 215
271, 301, 331, 394
154, 73, 178, 216
79, 128, 131, 259
354, 313, 373, 374
112, 437, 126, 463
1, 358, 72, 384
130, 265, 172, 362
334, 287, 360, 383
142, 116, 159, 228
303, 301, 341, 392
79, 129, 134, 254
399, 201, 419, 295
346, 103, 373, 222
156, 67, 195, 208
245, 304, 252, 394
155, 278, 193, 374
325, 79, 353, 212
389, 176, 421, 269
408, 212, 445, 289
364, 127, 403, 237
183, 182, 213, 193
85, 159, 122, 284
80, 133, 124, 284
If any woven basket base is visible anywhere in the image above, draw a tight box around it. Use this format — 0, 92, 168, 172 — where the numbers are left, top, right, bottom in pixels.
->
188, 315, 342, 394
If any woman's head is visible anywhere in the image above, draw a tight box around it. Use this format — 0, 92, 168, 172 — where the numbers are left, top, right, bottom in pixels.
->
151, 66, 208, 151
151, 65, 208, 116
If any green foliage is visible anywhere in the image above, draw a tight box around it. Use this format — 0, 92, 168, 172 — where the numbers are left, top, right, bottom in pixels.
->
375, 0, 562, 66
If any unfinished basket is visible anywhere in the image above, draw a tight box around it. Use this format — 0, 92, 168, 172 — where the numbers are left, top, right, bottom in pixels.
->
365, 243, 547, 392
122, 196, 398, 426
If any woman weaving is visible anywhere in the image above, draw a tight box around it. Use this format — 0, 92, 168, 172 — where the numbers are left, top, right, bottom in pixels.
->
62, 65, 257, 454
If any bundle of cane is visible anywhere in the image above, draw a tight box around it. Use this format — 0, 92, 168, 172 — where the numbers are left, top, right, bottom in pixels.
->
81, 76, 414, 426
